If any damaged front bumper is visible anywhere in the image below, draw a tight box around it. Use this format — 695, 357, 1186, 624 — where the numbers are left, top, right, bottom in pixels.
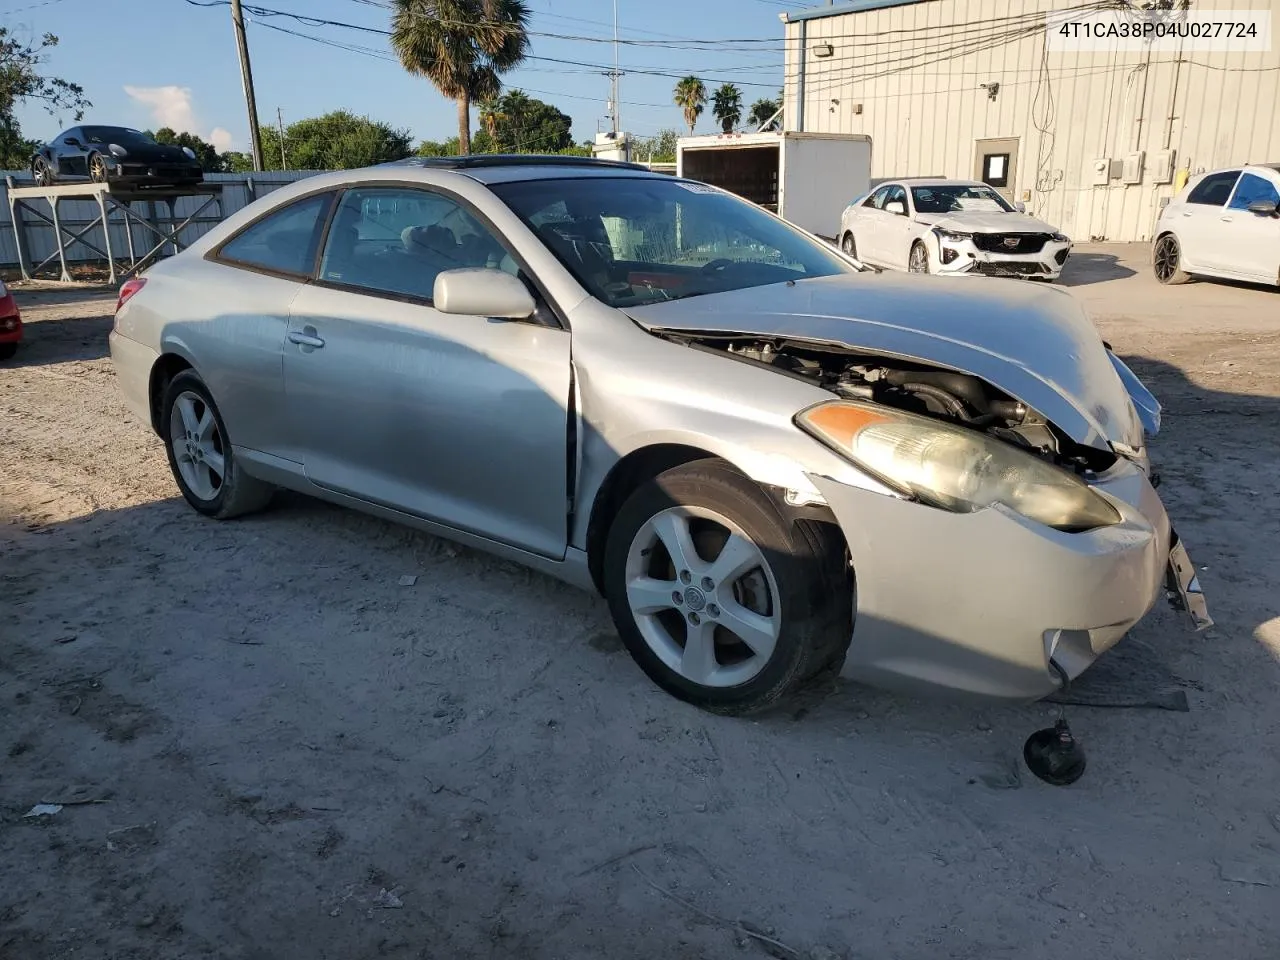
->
933, 236, 1072, 280
810, 458, 1205, 700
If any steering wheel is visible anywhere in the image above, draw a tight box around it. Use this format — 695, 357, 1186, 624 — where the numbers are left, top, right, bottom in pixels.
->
701, 258, 735, 274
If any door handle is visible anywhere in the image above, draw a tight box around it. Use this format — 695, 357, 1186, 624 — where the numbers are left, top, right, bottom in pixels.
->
1181, 212, 1192, 217
1219, 216, 1233, 222
288, 330, 325, 348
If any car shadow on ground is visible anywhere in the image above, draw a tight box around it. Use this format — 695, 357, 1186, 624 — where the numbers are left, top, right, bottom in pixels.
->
1059, 252, 1139, 286
6, 291, 114, 367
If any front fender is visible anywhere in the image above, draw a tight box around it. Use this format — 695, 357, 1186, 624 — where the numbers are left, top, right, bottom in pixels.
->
1108, 350, 1161, 437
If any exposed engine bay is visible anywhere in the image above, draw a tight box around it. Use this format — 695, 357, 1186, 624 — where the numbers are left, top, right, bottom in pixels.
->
676, 334, 1120, 474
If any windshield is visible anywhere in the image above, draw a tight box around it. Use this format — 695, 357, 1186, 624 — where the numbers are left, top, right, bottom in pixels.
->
80, 127, 157, 147
489, 176, 852, 307
911, 184, 1014, 214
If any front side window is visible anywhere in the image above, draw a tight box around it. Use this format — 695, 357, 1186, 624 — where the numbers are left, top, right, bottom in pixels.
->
319, 187, 518, 302
911, 183, 1014, 214
491, 176, 852, 308
216, 192, 335, 277
1186, 170, 1241, 206
883, 184, 908, 214
1227, 172, 1280, 210
863, 185, 891, 209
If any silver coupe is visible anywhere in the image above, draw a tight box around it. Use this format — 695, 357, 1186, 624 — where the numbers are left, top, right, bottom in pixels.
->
108, 156, 1208, 714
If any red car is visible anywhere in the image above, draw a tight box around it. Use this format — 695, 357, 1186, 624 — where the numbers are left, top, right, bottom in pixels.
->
0, 280, 22, 360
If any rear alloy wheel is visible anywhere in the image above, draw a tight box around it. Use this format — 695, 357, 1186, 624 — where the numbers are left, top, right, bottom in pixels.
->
908, 241, 930, 273
161, 371, 273, 519
88, 152, 109, 183
841, 233, 858, 258
32, 157, 54, 187
1153, 234, 1190, 285
603, 459, 851, 715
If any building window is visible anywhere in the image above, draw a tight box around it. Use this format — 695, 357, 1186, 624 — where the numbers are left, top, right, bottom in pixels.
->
982, 153, 1010, 188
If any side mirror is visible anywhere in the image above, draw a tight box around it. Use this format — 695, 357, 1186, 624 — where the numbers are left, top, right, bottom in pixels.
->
885, 200, 906, 215
1246, 199, 1280, 217
433, 268, 535, 319
1014, 201, 1027, 213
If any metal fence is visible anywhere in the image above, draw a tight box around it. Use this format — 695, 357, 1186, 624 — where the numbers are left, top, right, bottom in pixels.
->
0, 170, 324, 271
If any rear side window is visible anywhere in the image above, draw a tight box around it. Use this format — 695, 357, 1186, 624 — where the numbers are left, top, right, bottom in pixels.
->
216, 192, 335, 277
1186, 170, 1241, 206
1228, 172, 1280, 210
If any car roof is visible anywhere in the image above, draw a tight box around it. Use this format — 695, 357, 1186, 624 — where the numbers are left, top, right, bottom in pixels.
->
382, 154, 665, 185
895, 178, 988, 188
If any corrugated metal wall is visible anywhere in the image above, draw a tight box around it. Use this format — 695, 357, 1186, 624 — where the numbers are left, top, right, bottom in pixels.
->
784, 0, 1280, 241
0, 171, 323, 271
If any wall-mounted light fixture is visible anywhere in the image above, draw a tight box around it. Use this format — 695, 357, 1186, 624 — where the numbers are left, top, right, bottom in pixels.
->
812, 43, 834, 58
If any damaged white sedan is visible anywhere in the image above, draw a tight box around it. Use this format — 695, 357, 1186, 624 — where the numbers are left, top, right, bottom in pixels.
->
108, 157, 1207, 715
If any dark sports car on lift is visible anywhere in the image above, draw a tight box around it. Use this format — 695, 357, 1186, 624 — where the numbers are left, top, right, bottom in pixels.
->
30, 126, 204, 189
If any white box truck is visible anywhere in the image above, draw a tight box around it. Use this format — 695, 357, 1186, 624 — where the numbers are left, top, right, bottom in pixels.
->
676, 131, 872, 239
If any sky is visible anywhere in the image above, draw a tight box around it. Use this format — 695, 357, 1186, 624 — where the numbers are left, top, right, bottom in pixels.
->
11, 0, 802, 152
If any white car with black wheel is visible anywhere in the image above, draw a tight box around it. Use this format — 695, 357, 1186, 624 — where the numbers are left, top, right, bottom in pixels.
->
839, 179, 1073, 281
1152, 163, 1280, 287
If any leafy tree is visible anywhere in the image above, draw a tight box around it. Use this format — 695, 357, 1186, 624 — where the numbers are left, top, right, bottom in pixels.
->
390, 0, 531, 155
256, 110, 412, 171
416, 136, 461, 157
150, 128, 228, 172
0, 29, 90, 169
672, 76, 706, 137
747, 97, 781, 132
711, 83, 743, 134
486, 89, 572, 152
638, 128, 679, 163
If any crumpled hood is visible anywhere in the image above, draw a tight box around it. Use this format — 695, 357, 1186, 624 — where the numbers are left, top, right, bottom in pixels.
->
626, 272, 1143, 452
914, 210, 1060, 234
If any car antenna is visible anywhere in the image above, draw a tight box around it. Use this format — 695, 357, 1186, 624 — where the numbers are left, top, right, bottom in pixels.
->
1023, 661, 1087, 785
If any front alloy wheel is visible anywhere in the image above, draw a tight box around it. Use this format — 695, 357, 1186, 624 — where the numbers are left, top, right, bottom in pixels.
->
88, 153, 109, 183
908, 242, 930, 273
603, 459, 851, 715
1153, 234, 1190, 284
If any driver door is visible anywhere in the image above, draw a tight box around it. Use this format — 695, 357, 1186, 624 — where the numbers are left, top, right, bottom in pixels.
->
57, 130, 89, 178
283, 185, 572, 559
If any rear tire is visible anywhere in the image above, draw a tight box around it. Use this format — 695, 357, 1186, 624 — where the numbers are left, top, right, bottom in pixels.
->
161, 370, 273, 519
31, 157, 54, 187
1153, 234, 1190, 285
602, 458, 851, 716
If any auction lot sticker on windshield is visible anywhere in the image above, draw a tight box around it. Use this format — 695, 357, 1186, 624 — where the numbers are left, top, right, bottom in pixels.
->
1047, 8, 1271, 53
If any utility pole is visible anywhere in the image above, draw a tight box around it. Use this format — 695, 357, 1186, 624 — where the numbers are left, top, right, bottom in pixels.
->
276, 107, 288, 170
609, 0, 621, 136
230, 0, 264, 171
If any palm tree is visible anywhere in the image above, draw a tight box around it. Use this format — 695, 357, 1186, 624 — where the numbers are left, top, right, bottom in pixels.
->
390, 0, 531, 155
747, 97, 781, 132
673, 76, 707, 137
478, 98, 504, 139
711, 83, 743, 134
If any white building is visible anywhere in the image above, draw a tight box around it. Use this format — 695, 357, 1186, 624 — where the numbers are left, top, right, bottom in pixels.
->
781, 0, 1280, 241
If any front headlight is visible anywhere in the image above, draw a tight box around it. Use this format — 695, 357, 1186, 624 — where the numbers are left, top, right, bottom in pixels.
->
108, 143, 127, 158
1050, 232, 1070, 243
796, 401, 1121, 532
182, 146, 197, 160
932, 227, 972, 242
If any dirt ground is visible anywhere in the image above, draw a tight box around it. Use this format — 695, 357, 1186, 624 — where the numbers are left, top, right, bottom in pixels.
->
2, 245, 1279, 960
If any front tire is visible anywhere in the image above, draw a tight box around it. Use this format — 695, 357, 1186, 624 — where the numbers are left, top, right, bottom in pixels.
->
1153, 234, 1190, 285
88, 152, 109, 184
908, 241, 930, 274
161, 371, 273, 519
602, 459, 851, 715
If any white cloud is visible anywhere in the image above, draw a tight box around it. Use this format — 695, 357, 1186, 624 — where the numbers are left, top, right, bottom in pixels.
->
124, 85, 238, 151
124, 85, 197, 131
209, 127, 235, 152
